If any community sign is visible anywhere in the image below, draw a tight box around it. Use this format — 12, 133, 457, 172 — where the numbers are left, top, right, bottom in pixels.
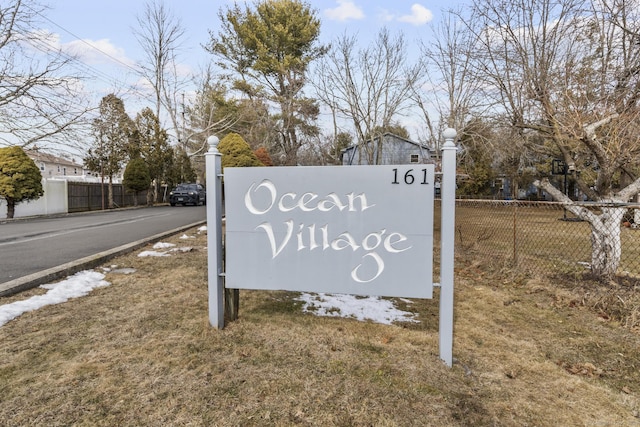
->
224, 165, 435, 298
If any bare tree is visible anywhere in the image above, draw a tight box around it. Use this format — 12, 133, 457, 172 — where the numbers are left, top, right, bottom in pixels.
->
313, 28, 421, 164
0, 0, 89, 154
184, 68, 247, 154
462, 0, 640, 278
133, 0, 189, 147
414, 9, 481, 149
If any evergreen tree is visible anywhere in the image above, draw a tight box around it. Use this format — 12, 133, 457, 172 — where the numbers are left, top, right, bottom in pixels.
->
0, 146, 44, 219
364, 124, 411, 141
218, 133, 264, 169
167, 148, 197, 186
133, 108, 173, 204
207, 0, 327, 165
85, 94, 134, 209
123, 157, 151, 206
456, 120, 497, 197
189, 77, 281, 164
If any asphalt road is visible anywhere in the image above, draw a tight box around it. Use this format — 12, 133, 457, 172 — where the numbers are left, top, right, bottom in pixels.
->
0, 206, 206, 296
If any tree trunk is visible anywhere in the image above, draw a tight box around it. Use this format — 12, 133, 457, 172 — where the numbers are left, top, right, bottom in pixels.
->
6, 197, 15, 219
108, 177, 114, 209
534, 178, 626, 280
589, 207, 623, 279
147, 181, 154, 206
152, 180, 158, 204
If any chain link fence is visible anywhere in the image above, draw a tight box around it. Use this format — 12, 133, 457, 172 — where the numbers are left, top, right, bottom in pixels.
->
436, 200, 640, 280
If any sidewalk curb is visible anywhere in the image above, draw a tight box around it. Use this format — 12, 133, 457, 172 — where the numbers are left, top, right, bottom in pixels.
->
0, 220, 206, 298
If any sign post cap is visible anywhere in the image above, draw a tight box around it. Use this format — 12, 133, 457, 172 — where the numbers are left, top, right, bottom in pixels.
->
207, 135, 220, 152
442, 128, 457, 143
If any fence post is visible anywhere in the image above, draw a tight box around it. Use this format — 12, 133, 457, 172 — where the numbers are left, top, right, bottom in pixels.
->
513, 204, 518, 266
206, 136, 225, 329
440, 128, 457, 367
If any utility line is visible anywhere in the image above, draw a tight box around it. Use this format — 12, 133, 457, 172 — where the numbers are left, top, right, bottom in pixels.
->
23, 3, 141, 75
18, 3, 159, 110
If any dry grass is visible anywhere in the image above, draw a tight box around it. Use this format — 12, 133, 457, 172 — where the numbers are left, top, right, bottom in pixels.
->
1, 227, 640, 426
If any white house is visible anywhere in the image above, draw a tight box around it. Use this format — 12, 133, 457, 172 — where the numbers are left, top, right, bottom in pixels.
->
25, 150, 124, 183
26, 150, 91, 179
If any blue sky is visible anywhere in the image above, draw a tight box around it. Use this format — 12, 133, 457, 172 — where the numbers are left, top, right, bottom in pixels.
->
37, 0, 463, 140
42, 1, 458, 88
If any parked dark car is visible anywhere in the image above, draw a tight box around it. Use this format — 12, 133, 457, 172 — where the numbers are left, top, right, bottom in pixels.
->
169, 183, 206, 206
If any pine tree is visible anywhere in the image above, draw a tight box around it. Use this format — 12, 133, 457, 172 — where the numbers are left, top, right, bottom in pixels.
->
167, 148, 197, 187
133, 108, 173, 204
85, 94, 134, 209
123, 157, 151, 206
0, 146, 44, 219
207, 0, 327, 165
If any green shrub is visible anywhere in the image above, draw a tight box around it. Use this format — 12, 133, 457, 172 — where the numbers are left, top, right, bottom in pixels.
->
218, 133, 264, 169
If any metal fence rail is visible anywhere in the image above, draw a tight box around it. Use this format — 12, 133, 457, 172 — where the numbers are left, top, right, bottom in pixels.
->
439, 199, 640, 279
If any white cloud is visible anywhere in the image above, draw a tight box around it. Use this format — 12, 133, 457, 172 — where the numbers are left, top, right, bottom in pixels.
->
325, 0, 365, 22
62, 38, 136, 68
378, 9, 395, 23
397, 4, 433, 26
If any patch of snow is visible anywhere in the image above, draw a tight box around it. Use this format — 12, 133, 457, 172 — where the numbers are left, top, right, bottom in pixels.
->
296, 293, 419, 325
138, 250, 169, 257
0, 271, 110, 327
153, 242, 175, 249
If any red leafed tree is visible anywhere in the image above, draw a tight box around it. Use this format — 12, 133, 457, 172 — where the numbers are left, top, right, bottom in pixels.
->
254, 147, 273, 166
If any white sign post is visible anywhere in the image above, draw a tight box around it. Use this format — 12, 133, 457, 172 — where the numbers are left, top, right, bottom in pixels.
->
207, 129, 457, 366
439, 128, 457, 367
205, 136, 224, 329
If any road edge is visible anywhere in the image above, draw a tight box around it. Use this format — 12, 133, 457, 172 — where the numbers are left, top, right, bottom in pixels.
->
0, 220, 206, 298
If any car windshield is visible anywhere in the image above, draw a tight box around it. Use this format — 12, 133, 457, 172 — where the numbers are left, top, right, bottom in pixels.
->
176, 185, 196, 191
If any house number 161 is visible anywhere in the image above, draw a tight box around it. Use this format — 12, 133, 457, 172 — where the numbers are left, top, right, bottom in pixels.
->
391, 168, 429, 185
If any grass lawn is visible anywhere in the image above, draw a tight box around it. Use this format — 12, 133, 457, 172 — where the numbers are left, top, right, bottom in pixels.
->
0, 226, 639, 426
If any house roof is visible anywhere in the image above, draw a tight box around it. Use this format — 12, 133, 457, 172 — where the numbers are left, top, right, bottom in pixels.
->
26, 150, 84, 168
341, 132, 431, 153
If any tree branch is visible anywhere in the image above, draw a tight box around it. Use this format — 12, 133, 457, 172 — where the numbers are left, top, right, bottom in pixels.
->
581, 113, 619, 166
533, 178, 598, 222
615, 176, 640, 202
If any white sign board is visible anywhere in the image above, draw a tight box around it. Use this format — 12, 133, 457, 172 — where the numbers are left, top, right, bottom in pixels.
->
225, 165, 435, 298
